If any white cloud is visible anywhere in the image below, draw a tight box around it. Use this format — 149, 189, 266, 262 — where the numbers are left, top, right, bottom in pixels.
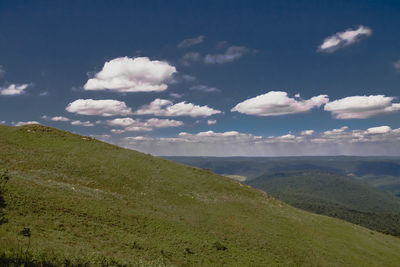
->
189, 85, 220, 93
106, 117, 183, 132
39, 91, 49, 96
366, 126, 391, 134
204, 46, 249, 64
232, 91, 329, 116
119, 126, 400, 156
0, 121, 6, 124
182, 74, 196, 82
178, 35, 205, 48
135, 98, 221, 117
324, 95, 400, 119
300, 130, 314, 136
207, 120, 217, 125
318, 25, 372, 53
0, 84, 29, 96
66, 99, 132, 116
169, 93, 183, 98
71, 120, 94, 127
111, 129, 126, 134
13, 121, 40, 126
323, 126, 349, 135
180, 52, 201, 66
83, 57, 177, 93
394, 60, 400, 72
42, 115, 70, 122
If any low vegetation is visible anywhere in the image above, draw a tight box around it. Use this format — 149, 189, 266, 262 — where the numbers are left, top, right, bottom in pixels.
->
1, 125, 400, 266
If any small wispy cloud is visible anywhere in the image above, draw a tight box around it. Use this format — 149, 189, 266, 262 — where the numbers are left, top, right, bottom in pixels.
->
393, 60, 400, 72
189, 85, 220, 93
42, 115, 70, 122
71, 120, 94, 127
318, 25, 372, 53
178, 35, 205, 48
169, 93, 184, 99
0, 65, 5, 78
39, 91, 49, 96
180, 52, 201, 66
204, 46, 249, 64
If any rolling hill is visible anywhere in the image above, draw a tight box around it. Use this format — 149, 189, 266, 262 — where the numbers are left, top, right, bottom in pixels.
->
1, 124, 400, 266
248, 170, 400, 236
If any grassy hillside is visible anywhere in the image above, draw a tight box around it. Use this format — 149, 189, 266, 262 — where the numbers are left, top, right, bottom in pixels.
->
0, 125, 400, 266
248, 170, 400, 236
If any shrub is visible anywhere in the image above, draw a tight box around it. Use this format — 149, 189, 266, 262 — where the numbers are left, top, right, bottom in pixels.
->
0, 169, 9, 225
212, 241, 227, 251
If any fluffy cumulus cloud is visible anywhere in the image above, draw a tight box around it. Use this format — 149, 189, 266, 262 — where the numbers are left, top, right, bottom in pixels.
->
324, 95, 400, 119
232, 91, 329, 116
106, 117, 183, 132
66, 99, 132, 116
135, 98, 221, 117
13, 121, 40, 126
300, 130, 314, 136
189, 85, 220, 93
42, 115, 70, 122
204, 46, 249, 64
318, 25, 372, 53
83, 57, 177, 93
207, 119, 217, 125
366, 126, 391, 134
178, 35, 205, 48
119, 126, 400, 156
0, 84, 30, 95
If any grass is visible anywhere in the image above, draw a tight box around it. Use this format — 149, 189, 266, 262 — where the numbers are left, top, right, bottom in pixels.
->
0, 124, 400, 266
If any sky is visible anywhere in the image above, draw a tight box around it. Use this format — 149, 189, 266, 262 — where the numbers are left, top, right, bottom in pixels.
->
1, 0, 400, 156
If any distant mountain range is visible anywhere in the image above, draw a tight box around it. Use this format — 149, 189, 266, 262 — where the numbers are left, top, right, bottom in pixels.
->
165, 156, 400, 196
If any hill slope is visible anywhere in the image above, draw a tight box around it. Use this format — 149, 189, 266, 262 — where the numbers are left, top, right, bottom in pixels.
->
248, 170, 400, 236
0, 125, 400, 266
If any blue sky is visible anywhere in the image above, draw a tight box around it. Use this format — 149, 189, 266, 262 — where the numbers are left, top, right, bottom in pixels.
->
1, 0, 400, 156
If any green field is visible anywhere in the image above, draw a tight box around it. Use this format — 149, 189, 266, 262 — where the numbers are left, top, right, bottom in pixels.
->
1, 125, 400, 266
